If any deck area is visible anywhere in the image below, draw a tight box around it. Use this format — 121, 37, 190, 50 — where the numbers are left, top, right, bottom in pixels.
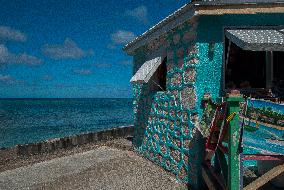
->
0, 139, 187, 190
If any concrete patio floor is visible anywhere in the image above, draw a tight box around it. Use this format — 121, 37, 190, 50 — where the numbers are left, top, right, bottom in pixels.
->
0, 141, 187, 190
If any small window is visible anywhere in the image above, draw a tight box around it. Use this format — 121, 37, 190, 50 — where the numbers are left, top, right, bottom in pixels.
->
156, 57, 167, 91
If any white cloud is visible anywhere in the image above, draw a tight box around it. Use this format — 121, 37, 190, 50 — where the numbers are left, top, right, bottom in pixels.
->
42, 75, 53, 81
107, 44, 116, 50
111, 30, 136, 45
119, 60, 132, 66
126, 5, 149, 24
0, 74, 13, 83
42, 38, 93, 60
0, 26, 27, 42
94, 63, 112, 68
73, 69, 92, 75
0, 44, 42, 65
0, 74, 24, 86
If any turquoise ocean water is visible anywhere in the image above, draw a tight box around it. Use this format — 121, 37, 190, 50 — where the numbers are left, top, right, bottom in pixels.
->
0, 98, 133, 148
243, 99, 284, 166
244, 99, 284, 155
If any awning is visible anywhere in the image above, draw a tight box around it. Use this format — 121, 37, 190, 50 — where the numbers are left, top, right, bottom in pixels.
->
130, 57, 162, 83
225, 29, 284, 51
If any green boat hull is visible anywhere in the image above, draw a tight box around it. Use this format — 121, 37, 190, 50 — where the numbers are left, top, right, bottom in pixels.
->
244, 125, 259, 132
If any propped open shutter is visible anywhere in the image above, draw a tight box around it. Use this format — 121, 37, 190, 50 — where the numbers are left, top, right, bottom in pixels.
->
130, 57, 162, 83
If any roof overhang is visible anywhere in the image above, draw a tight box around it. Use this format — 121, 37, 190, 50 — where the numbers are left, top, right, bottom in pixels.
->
124, 4, 195, 56
225, 28, 284, 51
194, 0, 284, 6
123, 1, 284, 55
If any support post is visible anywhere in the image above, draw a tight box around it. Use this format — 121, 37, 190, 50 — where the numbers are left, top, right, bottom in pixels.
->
226, 92, 244, 190
266, 51, 273, 89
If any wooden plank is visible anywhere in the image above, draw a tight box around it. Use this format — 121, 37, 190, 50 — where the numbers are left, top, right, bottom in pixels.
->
202, 165, 225, 190
244, 163, 284, 190
216, 148, 228, 185
197, 5, 284, 15
202, 167, 217, 190
244, 154, 284, 161
205, 162, 227, 190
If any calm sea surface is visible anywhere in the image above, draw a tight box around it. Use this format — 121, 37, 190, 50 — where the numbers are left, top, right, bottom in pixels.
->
0, 98, 133, 148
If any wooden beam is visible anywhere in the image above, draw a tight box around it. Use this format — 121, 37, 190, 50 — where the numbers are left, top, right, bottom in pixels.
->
197, 5, 284, 15
244, 154, 284, 161
244, 163, 284, 190
202, 165, 225, 190
205, 162, 227, 190
216, 148, 229, 185
202, 167, 218, 190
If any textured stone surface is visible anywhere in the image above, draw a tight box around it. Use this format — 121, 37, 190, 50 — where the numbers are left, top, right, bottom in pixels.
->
132, 17, 200, 186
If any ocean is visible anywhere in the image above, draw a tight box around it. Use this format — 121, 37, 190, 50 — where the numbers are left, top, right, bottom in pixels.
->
0, 98, 133, 148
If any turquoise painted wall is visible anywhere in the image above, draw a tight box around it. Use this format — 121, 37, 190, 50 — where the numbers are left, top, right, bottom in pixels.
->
195, 13, 284, 110
131, 13, 284, 189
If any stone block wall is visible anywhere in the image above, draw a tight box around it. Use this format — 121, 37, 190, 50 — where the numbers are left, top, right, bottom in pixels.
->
132, 16, 204, 189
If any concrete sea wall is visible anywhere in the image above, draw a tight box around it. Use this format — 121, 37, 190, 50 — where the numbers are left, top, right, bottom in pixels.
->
0, 126, 133, 160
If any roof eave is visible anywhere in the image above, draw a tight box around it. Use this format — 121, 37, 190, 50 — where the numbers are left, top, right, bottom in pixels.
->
123, 3, 196, 55
195, 0, 284, 6
123, 1, 284, 55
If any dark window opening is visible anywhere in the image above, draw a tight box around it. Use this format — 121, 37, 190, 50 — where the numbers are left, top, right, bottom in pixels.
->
224, 36, 284, 100
225, 37, 266, 90
273, 51, 284, 97
151, 57, 167, 92
158, 57, 167, 91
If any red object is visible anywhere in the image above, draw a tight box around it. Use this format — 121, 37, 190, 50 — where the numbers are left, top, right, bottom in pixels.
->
243, 154, 284, 161
205, 102, 228, 153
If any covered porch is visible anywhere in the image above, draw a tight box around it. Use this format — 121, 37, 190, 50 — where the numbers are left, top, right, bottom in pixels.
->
224, 27, 284, 102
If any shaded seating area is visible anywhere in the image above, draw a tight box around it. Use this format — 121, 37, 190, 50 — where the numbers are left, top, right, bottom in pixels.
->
224, 28, 284, 103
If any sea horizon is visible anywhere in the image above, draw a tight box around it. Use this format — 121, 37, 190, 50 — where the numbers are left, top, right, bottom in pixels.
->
0, 98, 134, 148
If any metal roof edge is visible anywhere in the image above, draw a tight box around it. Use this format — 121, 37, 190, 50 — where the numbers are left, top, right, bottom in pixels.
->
123, 0, 284, 55
123, 3, 195, 55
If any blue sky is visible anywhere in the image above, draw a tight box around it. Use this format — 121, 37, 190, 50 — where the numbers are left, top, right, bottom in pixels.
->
0, 0, 188, 98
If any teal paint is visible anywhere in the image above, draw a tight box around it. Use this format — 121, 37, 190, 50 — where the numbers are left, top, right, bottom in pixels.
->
132, 19, 201, 187
131, 13, 284, 189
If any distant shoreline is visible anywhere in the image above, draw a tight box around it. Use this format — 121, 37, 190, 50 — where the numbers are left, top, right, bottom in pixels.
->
240, 115, 284, 131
